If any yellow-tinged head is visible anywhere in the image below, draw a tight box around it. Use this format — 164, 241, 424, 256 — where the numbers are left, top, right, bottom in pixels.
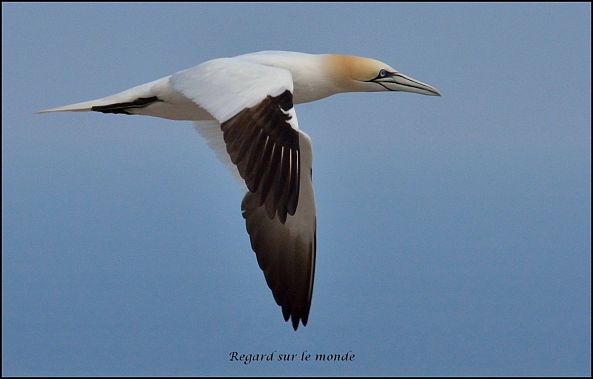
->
326, 54, 441, 96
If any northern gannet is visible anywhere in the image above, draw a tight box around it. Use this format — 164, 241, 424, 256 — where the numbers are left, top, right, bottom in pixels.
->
38, 51, 441, 330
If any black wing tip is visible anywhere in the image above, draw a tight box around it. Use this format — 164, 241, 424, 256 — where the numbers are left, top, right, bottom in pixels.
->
282, 306, 309, 331
291, 315, 311, 331
289, 315, 303, 331
91, 96, 160, 115
282, 306, 291, 322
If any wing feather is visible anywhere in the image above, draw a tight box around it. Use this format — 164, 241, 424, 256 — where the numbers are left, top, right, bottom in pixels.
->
171, 59, 316, 329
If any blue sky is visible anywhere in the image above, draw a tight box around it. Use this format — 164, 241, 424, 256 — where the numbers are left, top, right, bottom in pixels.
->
2, 2, 590, 376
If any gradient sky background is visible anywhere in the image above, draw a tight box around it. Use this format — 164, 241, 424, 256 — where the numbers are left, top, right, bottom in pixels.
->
2, 3, 591, 376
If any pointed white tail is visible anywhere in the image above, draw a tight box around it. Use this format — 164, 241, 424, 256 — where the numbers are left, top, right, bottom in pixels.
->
36, 76, 170, 114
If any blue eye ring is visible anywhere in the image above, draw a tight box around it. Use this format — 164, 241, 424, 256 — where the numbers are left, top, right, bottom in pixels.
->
379, 69, 388, 78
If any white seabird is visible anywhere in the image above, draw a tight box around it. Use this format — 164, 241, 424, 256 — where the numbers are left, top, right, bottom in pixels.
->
39, 51, 441, 330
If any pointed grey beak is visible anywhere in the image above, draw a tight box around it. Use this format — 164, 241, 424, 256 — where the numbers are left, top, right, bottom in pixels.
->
391, 72, 441, 96
375, 72, 441, 96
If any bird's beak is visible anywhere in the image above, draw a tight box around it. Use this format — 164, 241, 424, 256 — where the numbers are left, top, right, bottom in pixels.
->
377, 72, 442, 96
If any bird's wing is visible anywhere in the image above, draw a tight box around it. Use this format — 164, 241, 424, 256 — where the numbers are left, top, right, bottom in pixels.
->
171, 59, 316, 330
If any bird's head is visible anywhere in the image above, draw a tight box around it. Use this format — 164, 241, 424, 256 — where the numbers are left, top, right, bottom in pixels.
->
327, 55, 441, 96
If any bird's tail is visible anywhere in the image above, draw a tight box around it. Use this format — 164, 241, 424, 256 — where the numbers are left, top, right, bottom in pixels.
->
36, 99, 108, 113
36, 77, 167, 115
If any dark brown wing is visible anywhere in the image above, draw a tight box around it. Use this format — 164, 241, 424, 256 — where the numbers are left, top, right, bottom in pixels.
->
241, 192, 316, 330
221, 90, 299, 224
221, 91, 316, 330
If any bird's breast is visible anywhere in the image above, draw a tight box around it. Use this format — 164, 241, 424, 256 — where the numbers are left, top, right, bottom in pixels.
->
292, 82, 337, 104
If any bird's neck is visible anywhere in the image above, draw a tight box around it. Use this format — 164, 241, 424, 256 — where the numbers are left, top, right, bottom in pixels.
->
240, 52, 343, 104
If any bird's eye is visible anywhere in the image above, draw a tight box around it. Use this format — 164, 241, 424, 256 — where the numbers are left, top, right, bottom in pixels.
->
366, 68, 393, 83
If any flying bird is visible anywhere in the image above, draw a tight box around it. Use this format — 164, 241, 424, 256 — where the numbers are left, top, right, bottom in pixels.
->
38, 51, 441, 330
